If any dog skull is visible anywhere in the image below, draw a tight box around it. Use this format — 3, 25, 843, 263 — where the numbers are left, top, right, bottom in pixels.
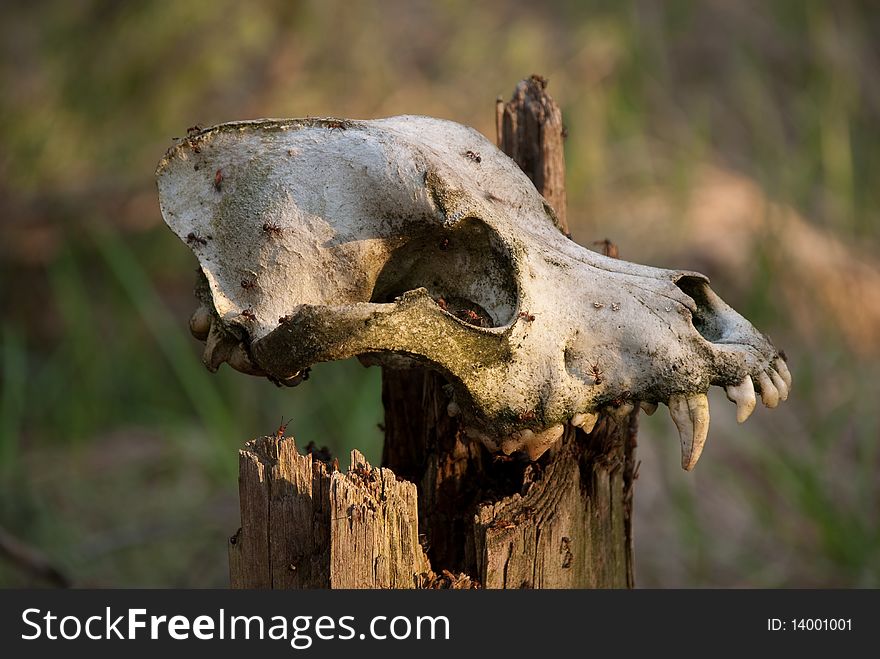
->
156, 116, 790, 470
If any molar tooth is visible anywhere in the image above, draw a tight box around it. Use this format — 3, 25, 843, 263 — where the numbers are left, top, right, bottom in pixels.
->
775, 357, 792, 389
464, 426, 495, 451
572, 411, 599, 433
228, 344, 265, 376
610, 402, 634, 422
725, 376, 757, 423
202, 322, 236, 372
756, 371, 779, 408
189, 306, 212, 340
769, 368, 789, 401
501, 433, 523, 456
640, 401, 658, 416
524, 424, 564, 461
668, 393, 710, 471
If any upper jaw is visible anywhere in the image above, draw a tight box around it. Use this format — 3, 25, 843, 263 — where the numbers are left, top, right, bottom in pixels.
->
451, 247, 791, 469
455, 342, 790, 470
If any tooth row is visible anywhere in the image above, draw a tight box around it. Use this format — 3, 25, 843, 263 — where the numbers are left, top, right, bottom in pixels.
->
464, 424, 565, 461
463, 354, 792, 472
724, 356, 792, 423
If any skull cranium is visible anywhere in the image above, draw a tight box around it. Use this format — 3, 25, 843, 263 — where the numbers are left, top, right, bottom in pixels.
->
156, 115, 790, 470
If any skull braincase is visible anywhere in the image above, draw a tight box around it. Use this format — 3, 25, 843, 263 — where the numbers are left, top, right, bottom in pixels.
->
156, 115, 790, 470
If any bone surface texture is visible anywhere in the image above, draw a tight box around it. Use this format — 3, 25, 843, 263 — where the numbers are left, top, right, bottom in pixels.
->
157, 115, 790, 469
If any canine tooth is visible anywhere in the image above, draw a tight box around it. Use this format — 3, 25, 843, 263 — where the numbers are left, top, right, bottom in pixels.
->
668, 393, 710, 471
769, 368, 788, 401
725, 376, 757, 423
228, 344, 265, 375
572, 411, 599, 433
775, 357, 792, 389
640, 401, 658, 416
756, 371, 779, 408
447, 401, 461, 417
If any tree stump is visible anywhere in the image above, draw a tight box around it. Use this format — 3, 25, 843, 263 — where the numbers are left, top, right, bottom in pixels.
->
230, 77, 637, 589
229, 437, 432, 588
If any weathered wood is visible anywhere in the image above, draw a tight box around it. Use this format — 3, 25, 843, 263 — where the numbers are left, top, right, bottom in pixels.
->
380, 76, 636, 588
381, 368, 487, 573
231, 76, 636, 589
230, 435, 329, 588
474, 417, 636, 588
491, 77, 635, 587
329, 449, 429, 588
497, 74, 568, 232
230, 437, 430, 588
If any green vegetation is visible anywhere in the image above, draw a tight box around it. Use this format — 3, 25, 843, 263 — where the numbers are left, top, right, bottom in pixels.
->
1, 0, 877, 587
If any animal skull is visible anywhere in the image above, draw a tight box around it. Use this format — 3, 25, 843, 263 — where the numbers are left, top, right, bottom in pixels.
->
156, 116, 790, 470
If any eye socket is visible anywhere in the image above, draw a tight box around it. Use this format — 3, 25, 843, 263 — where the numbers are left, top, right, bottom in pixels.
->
674, 275, 727, 342
370, 217, 517, 328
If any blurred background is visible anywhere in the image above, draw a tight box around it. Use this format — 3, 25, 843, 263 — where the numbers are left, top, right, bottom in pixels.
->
1, 0, 878, 587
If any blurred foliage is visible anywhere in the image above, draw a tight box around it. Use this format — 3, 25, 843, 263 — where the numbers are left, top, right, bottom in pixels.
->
1, 0, 878, 587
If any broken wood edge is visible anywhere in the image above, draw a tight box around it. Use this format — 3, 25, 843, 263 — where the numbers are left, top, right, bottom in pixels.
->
498, 74, 568, 234
229, 436, 477, 589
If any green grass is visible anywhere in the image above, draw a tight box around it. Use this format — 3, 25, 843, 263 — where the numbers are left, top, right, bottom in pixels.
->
0, 327, 26, 483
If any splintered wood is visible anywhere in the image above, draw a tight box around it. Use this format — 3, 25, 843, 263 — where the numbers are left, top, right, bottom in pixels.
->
496, 74, 569, 233
330, 450, 429, 588
230, 436, 442, 588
